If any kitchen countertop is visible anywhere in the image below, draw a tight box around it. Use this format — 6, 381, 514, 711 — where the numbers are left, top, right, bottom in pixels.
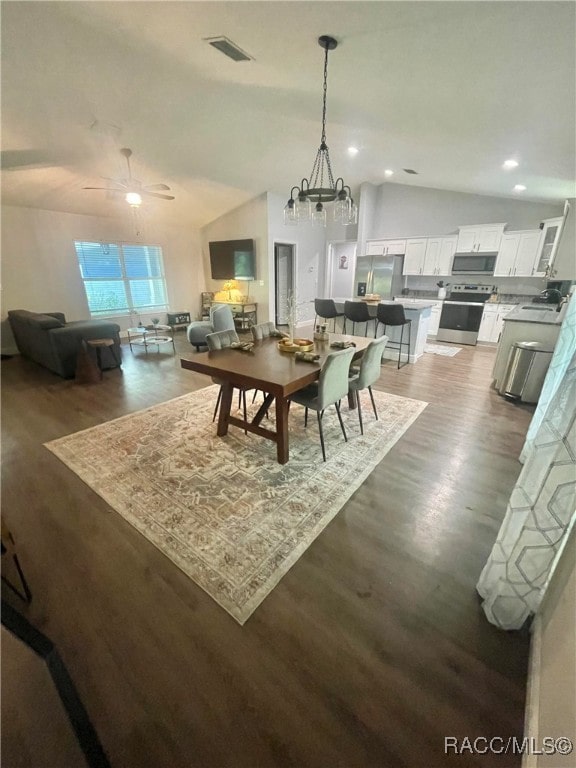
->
333, 298, 434, 312
502, 305, 563, 325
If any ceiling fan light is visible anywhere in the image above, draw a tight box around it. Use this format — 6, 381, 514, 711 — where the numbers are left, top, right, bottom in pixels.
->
126, 191, 142, 207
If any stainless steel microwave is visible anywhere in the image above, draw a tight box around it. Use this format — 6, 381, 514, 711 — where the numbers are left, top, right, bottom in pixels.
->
452, 252, 497, 274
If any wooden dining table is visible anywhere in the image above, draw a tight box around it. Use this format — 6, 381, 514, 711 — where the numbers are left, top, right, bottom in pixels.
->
180, 334, 373, 464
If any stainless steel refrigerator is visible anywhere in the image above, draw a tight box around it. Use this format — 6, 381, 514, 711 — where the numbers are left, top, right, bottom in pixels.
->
354, 254, 404, 299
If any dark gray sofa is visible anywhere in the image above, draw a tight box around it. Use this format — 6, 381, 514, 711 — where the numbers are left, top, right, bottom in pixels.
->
7, 310, 122, 379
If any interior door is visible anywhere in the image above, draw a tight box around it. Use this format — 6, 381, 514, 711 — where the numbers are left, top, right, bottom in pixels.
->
274, 243, 294, 325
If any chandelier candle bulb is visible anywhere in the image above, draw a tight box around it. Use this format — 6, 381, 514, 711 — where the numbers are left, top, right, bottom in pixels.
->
284, 35, 357, 228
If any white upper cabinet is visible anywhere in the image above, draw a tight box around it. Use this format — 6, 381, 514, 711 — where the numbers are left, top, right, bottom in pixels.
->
456, 224, 506, 253
423, 238, 441, 275
403, 238, 427, 275
366, 239, 406, 256
494, 230, 541, 276
533, 217, 564, 277
437, 236, 458, 275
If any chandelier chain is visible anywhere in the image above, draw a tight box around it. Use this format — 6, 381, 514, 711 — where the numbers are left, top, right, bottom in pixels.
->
321, 44, 328, 144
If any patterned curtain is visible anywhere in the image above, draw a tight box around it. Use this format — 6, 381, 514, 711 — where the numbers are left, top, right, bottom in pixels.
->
477, 299, 576, 630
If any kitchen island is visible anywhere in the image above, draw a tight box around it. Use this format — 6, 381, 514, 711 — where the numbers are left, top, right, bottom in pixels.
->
333, 299, 434, 364
492, 305, 562, 389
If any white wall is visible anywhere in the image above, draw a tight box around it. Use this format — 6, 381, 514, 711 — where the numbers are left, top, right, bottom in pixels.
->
1, 205, 202, 354
200, 194, 269, 321
553, 199, 575, 280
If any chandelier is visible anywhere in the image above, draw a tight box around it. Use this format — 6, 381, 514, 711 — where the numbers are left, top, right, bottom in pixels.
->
284, 35, 357, 228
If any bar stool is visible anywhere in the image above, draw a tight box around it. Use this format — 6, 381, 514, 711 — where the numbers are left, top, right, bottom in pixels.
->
314, 299, 344, 333
343, 301, 375, 337
375, 304, 411, 369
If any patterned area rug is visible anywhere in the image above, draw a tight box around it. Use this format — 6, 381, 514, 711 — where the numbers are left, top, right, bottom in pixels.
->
45, 386, 427, 624
424, 343, 462, 357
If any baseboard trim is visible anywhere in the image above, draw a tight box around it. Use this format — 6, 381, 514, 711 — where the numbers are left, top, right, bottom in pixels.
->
522, 616, 542, 768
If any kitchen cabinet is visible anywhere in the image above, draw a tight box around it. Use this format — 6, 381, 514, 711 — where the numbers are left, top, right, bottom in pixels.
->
494, 230, 541, 277
366, 239, 406, 256
403, 238, 427, 275
478, 303, 516, 343
456, 224, 506, 253
533, 217, 564, 277
422, 236, 457, 275
427, 300, 444, 336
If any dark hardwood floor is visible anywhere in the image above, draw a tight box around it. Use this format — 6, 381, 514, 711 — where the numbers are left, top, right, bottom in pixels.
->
1, 334, 533, 768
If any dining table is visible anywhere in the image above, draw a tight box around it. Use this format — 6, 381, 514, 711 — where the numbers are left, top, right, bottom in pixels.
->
180, 333, 373, 464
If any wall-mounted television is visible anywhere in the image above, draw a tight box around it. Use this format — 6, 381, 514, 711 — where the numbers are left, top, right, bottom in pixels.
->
209, 239, 256, 280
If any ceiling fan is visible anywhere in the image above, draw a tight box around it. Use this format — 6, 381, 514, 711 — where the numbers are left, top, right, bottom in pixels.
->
83, 147, 174, 207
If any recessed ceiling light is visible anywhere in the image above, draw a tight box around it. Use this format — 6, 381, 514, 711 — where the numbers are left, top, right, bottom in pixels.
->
384, 169, 394, 177
347, 146, 359, 156
513, 184, 526, 192
503, 159, 519, 169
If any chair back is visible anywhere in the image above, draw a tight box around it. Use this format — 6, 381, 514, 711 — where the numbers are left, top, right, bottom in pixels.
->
206, 328, 239, 351
317, 348, 355, 410
315, 298, 339, 320
355, 335, 388, 389
251, 321, 276, 341
376, 303, 407, 326
344, 300, 371, 323
211, 304, 235, 333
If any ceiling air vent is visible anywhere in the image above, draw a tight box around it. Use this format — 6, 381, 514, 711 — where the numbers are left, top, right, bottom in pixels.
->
205, 36, 253, 62
403, 168, 419, 175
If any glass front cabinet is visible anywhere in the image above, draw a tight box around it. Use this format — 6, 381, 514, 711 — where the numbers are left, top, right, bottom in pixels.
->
534, 215, 565, 277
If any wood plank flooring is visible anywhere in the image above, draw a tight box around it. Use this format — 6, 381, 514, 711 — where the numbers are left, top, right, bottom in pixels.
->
1, 335, 533, 768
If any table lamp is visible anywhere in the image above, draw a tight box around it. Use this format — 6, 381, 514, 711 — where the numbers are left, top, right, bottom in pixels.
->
223, 279, 236, 300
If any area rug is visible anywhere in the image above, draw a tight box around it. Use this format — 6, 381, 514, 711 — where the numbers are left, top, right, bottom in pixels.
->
424, 343, 462, 357
45, 386, 427, 624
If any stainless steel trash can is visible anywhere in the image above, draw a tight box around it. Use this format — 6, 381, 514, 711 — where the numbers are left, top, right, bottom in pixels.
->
499, 341, 554, 403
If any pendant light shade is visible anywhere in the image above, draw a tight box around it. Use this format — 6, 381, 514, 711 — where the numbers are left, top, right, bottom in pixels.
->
284, 36, 357, 228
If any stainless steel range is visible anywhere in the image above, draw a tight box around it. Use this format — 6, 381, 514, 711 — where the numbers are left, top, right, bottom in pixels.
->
436, 284, 493, 345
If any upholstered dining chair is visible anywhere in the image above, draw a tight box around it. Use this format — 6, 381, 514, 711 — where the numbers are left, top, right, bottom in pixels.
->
348, 335, 388, 434
343, 300, 375, 337
205, 329, 244, 426
314, 298, 344, 333
289, 347, 355, 462
251, 321, 277, 341
374, 304, 411, 369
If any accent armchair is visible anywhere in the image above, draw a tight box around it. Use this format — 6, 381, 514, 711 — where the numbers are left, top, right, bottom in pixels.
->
187, 304, 236, 351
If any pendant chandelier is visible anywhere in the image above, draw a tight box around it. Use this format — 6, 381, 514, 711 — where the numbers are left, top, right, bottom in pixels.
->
284, 35, 357, 228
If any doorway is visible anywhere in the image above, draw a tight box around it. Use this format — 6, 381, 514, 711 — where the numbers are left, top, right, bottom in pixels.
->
274, 243, 295, 326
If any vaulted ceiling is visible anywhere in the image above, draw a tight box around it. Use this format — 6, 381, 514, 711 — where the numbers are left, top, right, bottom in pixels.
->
2, 1, 575, 228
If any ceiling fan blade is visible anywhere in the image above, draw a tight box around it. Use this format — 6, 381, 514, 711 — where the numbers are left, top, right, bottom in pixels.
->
143, 183, 171, 191
83, 186, 123, 191
100, 176, 128, 188
141, 191, 175, 200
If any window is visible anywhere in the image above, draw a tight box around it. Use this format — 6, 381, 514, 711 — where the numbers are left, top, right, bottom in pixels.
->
74, 241, 168, 317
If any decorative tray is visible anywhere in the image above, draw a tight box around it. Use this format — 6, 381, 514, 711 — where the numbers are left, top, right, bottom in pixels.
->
278, 338, 314, 353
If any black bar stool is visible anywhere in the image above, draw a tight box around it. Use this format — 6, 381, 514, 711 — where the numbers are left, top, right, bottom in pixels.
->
314, 298, 344, 333
343, 301, 375, 337
375, 304, 411, 369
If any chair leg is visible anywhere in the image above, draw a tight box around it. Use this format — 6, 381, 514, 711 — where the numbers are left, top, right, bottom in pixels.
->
356, 391, 364, 435
242, 390, 248, 434
317, 410, 326, 462
334, 400, 348, 442
368, 386, 378, 420
304, 407, 308, 427
398, 324, 403, 369
252, 389, 258, 404
213, 387, 222, 422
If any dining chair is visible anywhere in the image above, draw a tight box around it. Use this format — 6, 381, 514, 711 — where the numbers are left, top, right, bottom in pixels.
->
343, 300, 375, 336
348, 335, 388, 434
374, 304, 411, 369
314, 298, 344, 333
251, 321, 277, 341
205, 329, 245, 427
290, 347, 355, 462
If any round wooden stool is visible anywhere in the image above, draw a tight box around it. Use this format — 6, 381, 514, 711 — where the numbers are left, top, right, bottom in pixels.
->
87, 338, 121, 374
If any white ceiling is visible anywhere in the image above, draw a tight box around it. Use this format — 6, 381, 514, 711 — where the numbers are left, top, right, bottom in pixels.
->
2, 1, 575, 229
